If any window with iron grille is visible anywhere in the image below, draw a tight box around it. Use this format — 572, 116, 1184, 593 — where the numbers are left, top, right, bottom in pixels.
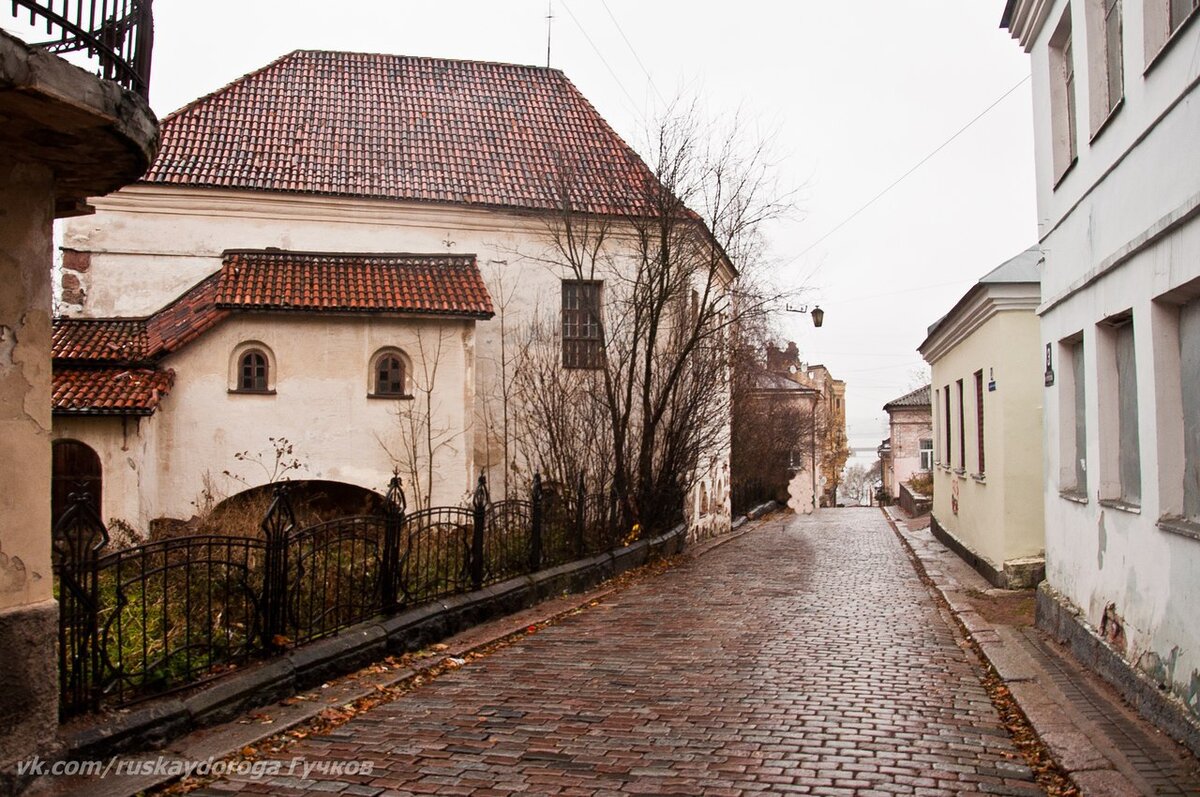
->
239, 350, 269, 392
562, 280, 603, 369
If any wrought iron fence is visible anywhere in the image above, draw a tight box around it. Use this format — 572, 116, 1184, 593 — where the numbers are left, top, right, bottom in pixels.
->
731, 477, 779, 517
53, 471, 623, 717
9, 0, 154, 98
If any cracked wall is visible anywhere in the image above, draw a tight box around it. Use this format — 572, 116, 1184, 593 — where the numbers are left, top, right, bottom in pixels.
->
0, 157, 53, 612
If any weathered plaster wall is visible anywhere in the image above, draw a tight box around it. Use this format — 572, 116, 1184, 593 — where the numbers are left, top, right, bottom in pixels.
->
0, 158, 54, 610
0, 156, 61, 793
1021, 0, 1200, 716
62, 189, 732, 538
929, 311, 1044, 571
59, 313, 475, 529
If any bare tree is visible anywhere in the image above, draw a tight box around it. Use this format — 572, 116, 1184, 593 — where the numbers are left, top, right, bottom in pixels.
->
841, 464, 873, 506
379, 327, 466, 511
510, 106, 793, 534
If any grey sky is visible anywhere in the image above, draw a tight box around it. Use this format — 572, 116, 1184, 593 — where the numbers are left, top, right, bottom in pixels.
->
131, 1, 1040, 451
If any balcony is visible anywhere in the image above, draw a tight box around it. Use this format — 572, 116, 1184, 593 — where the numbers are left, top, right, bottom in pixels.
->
7, 0, 152, 99
1, 0, 157, 214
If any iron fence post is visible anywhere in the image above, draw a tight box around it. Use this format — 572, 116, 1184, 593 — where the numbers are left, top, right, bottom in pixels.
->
575, 470, 586, 557
471, 473, 488, 590
529, 473, 543, 572
381, 474, 406, 613
260, 483, 296, 652
51, 490, 109, 716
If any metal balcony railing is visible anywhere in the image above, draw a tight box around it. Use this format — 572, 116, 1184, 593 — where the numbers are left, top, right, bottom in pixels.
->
8, 0, 153, 99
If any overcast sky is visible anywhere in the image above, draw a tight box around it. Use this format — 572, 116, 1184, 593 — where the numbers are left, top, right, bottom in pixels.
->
38, 1, 1040, 452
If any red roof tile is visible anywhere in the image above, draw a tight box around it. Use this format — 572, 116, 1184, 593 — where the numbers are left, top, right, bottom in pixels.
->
143, 51, 655, 215
52, 319, 149, 363
145, 273, 230, 356
53, 368, 174, 415
216, 251, 494, 317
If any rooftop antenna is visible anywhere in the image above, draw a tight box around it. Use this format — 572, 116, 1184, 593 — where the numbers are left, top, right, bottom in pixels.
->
546, 0, 554, 67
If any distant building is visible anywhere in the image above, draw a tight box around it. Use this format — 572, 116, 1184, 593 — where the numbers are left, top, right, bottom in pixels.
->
1004, 0, 1200, 747
919, 247, 1045, 588
880, 385, 933, 504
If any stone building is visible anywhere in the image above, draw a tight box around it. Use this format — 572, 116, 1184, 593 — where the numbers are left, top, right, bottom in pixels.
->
1004, 0, 1200, 747
0, 4, 157, 792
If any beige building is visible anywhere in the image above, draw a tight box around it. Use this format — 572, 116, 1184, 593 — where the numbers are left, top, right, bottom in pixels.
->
919, 247, 1045, 588
57, 50, 734, 540
880, 385, 933, 501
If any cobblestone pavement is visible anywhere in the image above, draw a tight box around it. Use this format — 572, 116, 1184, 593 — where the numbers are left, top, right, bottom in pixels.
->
196, 509, 1044, 796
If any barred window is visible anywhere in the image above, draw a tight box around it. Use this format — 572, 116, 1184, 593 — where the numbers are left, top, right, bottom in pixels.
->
562, 280, 603, 369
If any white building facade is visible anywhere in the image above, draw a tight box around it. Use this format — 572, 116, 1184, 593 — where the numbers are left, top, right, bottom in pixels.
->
1004, 0, 1200, 739
57, 51, 734, 541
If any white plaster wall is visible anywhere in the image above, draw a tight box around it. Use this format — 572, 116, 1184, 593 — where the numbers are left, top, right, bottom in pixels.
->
1023, 0, 1200, 712
53, 414, 159, 532
63, 188, 733, 539
929, 311, 1045, 569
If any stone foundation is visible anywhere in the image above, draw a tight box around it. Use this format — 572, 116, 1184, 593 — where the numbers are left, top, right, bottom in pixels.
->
0, 600, 59, 796
1037, 583, 1200, 758
929, 515, 1044, 589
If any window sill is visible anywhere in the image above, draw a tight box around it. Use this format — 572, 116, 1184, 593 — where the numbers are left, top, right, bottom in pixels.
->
953, 468, 967, 477
1098, 498, 1141, 514
1145, 8, 1200, 75
971, 473, 986, 483
1052, 157, 1078, 192
1157, 516, 1200, 542
367, 393, 414, 401
1088, 97, 1124, 144
1059, 489, 1089, 505
228, 388, 276, 396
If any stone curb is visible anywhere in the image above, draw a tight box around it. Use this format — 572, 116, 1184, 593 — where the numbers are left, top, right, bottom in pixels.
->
27, 517, 773, 797
878, 508, 1159, 795
58, 525, 686, 763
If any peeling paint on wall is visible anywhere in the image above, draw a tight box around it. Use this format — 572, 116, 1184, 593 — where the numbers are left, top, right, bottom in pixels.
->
1100, 601, 1126, 654
1097, 510, 1107, 570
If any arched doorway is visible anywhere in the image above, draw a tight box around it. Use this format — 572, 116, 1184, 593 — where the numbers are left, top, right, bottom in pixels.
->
52, 440, 102, 529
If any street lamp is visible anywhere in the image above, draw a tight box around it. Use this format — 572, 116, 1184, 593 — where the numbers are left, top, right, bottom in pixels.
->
785, 304, 824, 328
784, 303, 825, 510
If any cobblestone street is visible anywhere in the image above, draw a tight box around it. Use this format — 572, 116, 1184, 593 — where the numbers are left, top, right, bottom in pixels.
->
197, 509, 1044, 796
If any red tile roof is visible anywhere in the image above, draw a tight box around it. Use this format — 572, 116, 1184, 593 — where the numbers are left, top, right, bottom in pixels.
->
216, 251, 494, 317
52, 319, 148, 363
143, 51, 655, 216
52, 249, 493, 414
53, 368, 175, 415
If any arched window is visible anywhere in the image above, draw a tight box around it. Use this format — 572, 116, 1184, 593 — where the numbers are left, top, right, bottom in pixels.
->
369, 348, 411, 398
229, 342, 275, 394
239, 350, 269, 391
52, 440, 102, 528
375, 355, 405, 396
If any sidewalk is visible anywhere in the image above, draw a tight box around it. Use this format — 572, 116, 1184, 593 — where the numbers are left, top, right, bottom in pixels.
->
884, 506, 1200, 797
